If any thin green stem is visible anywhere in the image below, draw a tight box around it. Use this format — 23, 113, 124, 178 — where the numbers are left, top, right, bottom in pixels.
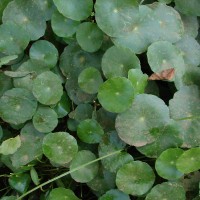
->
174, 115, 200, 121
17, 149, 122, 200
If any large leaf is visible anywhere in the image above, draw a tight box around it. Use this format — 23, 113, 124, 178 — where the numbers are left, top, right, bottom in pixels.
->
0, 22, 30, 55
2, 0, 46, 40
116, 94, 170, 147
0, 88, 37, 125
99, 189, 130, 200
116, 161, 155, 196
95, 0, 139, 37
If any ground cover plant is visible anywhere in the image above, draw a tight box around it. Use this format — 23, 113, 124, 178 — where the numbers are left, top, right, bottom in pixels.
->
0, 0, 200, 199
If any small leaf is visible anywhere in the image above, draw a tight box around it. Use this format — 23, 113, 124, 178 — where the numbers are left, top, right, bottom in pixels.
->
176, 147, 200, 174
51, 10, 80, 38
155, 148, 184, 180
32, 71, 63, 105
98, 77, 135, 113
48, 188, 80, 200
102, 46, 141, 79
0, 88, 37, 125
116, 161, 155, 196
29, 40, 58, 68
76, 22, 104, 52
78, 67, 103, 94
70, 150, 99, 183
42, 132, 78, 165
8, 173, 31, 193
77, 119, 104, 144
0, 135, 21, 155
30, 167, 39, 186
33, 106, 58, 133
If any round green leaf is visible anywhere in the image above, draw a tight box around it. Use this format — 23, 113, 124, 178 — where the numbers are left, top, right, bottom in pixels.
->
77, 119, 104, 144
2, 0, 46, 40
99, 189, 131, 200
98, 77, 134, 113
147, 41, 185, 83
102, 46, 141, 79
169, 85, 200, 147
53, 0, 93, 21
0, 136, 21, 155
76, 22, 104, 52
33, 106, 58, 133
29, 40, 58, 68
116, 161, 155, 196
175, 35, 200, 67
42, 132, 78, 165
0, 88, 37, 125
8, 173, 31, 194
51, 10, 80, 38
32, 71, 63, 105
0, 22, 29, 55
116, 94, 170, 147
0, 0, 12, 23
176, 147, 200, 174
155, 148, 184, 180
78, 67, 103, 94
95, 0, 139, 37
70, 150, 99, 183
48, 188, 80, 200
175, 0, 200, 16
145, 182, 186, 200
112, 3, 184, 54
